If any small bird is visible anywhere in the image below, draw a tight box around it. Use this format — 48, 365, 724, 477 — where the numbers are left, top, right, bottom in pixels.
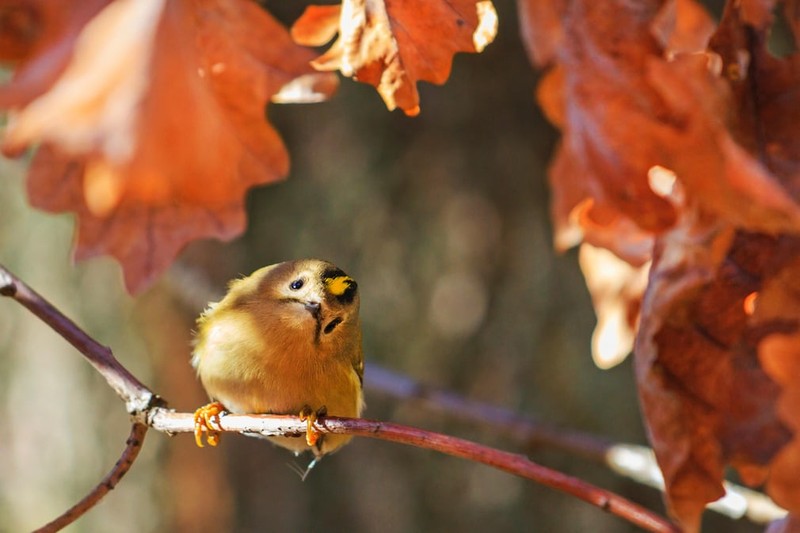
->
191, 259, 364, 462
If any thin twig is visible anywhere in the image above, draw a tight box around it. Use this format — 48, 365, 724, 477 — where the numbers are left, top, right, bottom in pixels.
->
365, 365, 787, 524
32, 423, 149, 533
365, 364, 612, 459
148, 409, 679, 533
0, 265, 160, 415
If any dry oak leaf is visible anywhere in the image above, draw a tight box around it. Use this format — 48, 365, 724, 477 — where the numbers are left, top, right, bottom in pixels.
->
523, 0, 800, 241
0, 0, 112, 106
550, 146, 654, 370
523, 0, 678, 372
579, 243, 649, 369
292, 0, 498, 116
752, 251, 800, 515
523, 0, 800, 529
638, 4, 800, 525
0, 0, 337, 292
649, 0, 716, 57
636, 217, 800, 531
643, 1, 800, 235
521, 0, 679, 234
643, 53, 800, 234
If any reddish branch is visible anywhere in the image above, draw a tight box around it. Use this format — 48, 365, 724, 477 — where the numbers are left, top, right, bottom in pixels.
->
0, 266, 159, 415
1, 263, 678, 533
150, 410, 677, 533
365, 366, 787, 525
365, 364, 612, 459
33, 423, 148, 533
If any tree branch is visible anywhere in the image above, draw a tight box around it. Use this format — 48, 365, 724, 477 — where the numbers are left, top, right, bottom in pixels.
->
32, 423, 149, 533
148, 409, 679, 533
1, 263, 678, 532
0, 266, 160, 415
364, 365, 788, 525
365, 364, 612, 459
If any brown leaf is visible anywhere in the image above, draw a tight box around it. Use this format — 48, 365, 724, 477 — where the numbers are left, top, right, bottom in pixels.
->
579, 243, 649, 369
0, 0, 111, 107
0, 1, 45, 62
521, 0, 679, 233
1, 0, 337, 292
642, 56, 800, 234
752, 252, 800, 512
636, 218, 794, 531
524, 0, 800, 528
650, 0, 716, 56
526, 0, 800, 238
637, 5, 800, 523
516, 0, 566, 66
292, 0, 498, 116
289, 4, 340, 47
549, 144, 655, 265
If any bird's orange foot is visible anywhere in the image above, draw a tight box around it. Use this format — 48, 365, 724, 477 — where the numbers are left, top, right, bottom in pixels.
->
299, 405, 327, 447
193, 402, 226, 448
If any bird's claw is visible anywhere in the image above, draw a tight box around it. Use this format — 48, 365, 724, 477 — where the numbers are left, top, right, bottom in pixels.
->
299, 405, 327, 447
193, 402, 225, 447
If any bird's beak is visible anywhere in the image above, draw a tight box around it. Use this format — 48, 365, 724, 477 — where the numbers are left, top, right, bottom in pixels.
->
304, 301, 321, 318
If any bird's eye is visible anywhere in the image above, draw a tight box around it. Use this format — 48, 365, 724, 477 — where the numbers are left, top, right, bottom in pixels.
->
324, 317, 343, 335
290, 279, 304, 290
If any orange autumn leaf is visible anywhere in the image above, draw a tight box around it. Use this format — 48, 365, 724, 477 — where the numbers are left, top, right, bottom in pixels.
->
641, 3, 800, 526
645, 53, 800, 234
523, 0, 800, 238
0, 0, 112, 106
0, 0, 337, 292
636, 220, 797, 530
522, 1, 679, 234
579, 243, 648, 369
649, 0, 716, 57
292, 0, 498, 116
756, 254, 800, 514
523, 0, 800, 528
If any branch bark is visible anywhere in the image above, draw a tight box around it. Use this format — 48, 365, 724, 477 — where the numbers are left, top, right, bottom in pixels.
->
0, 266, 160, 415
149, 410, 679, 533
1, 263, 679, 532
365, 365, 788, 524
32, 423, 148, 533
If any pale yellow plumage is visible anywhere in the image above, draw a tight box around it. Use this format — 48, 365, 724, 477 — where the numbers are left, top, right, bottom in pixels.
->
192, 259, 364, 457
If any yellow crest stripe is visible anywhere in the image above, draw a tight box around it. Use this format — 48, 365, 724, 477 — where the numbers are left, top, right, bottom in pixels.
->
325, 276, 353, 296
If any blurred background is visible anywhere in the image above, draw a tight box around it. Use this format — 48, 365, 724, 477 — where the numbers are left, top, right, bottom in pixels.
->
0, 0, 761, 531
